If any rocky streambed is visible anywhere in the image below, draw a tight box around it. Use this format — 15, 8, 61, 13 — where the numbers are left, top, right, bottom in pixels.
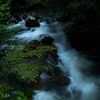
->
1, 6, 100, 100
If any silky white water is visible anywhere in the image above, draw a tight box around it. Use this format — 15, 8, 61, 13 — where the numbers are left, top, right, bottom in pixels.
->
10, 14, 100, 100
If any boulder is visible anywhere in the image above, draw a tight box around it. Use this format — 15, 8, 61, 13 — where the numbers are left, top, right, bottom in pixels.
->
28, 40, 44, 50
41, 36, 54, 45
39, 50, 58, 66
35, 16, 41, 21
32, 29, 35, 31
9, 14, 22, 24
34, 16, 44, 22
8, 39, 60, 89
22, 13, 28, 20
39, 67, 70, 90
25, 18, 40, 27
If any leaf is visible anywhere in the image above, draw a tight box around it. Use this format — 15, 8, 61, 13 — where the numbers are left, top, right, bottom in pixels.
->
13, 91, 18, 94
23, 97, 28, 100
18, 91, 24, 97
17, 96, 22, 100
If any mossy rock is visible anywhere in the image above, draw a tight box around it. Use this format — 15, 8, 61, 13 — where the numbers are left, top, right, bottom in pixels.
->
2, 43, 57, 88
28, 40, 44, 50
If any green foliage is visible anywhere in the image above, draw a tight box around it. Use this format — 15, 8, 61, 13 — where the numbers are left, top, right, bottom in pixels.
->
0, 1, 11, 44
2, 44, 56, 83
0, 83, 34, 100
12, 90, 28, 100
0, 42, 56, 99
0, 1, 22, 45
0, 1, 11, 23
0, 26, 21, 45
0, 0, 21, 64
10, 62, 51, 82
0, 83, 14, 99
11, 88, 35, 100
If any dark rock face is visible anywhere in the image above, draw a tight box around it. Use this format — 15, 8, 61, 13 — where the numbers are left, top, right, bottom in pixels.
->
39, 51, 58, 66
38, 67, 70, 90
41, 36, 54, 45
25, 18, 40, 27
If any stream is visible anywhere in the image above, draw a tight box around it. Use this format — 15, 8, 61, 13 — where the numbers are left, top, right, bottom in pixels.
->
3, 11, 100, 100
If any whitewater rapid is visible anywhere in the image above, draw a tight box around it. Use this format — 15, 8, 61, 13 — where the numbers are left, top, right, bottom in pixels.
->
8, 14, 100, 100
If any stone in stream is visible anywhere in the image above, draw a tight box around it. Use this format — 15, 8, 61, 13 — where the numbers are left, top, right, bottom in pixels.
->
41, 36, 54, 45
22, 13, 28, 20
25, 18, 40, 27
9, 14, 22, 24
32, 29, 35, 31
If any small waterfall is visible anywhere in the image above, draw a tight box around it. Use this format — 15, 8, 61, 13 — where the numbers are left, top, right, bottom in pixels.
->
7, 13, 100, 100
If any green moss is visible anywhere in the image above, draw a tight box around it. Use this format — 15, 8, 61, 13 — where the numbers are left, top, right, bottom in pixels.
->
2, 44, 56, 83
10, 62, 51, 82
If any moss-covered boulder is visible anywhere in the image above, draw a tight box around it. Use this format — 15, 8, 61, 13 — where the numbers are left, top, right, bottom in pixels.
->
2, 42, 57, 89
29, 40, 44, 50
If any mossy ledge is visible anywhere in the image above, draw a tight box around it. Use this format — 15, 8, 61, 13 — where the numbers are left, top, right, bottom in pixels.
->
2, 42, 57, 86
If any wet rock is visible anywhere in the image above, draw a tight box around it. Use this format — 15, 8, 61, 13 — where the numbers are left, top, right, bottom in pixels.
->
32, 29, 35, 31
41, 36, 54, 45
39, 67, 70, 90
39, 51, 58, 66
27, 28, 30, 30
9, 14, 22, 24
25, 18, 40, 27
22, 13, 28, 20
9, 18, 18, 24
34, 14, 44, 22
35, 16, 41, 21
28, 40, 44, 50
15, 14, 22, 21
39, 17, 44, 22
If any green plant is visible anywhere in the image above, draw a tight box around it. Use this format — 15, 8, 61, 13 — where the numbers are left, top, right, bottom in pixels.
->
0, 83, 14, 99
12, 90, 28, 100
0, 1, 22, 46
2, 44, 56, 83
0, 1, 11, 24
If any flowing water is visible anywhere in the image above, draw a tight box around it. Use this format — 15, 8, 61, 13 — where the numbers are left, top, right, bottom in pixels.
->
6, 12, 100, 100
